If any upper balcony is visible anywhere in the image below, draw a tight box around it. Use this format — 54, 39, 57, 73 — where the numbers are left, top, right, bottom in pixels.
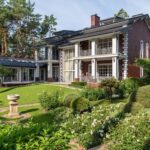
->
38, 47, 59, 61
78, 38, 113, 57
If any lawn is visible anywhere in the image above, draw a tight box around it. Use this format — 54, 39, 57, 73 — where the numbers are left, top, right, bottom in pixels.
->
0, 83, 79, 107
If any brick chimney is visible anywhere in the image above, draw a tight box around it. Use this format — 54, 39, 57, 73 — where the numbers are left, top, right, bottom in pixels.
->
91, 14, 100, 27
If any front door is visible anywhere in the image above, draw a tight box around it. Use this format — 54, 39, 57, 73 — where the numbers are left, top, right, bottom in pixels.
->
52, 66, 59, 81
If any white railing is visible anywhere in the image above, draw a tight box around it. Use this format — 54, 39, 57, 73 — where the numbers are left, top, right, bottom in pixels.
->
96, 48, 112, 55
80, 49, 91, 56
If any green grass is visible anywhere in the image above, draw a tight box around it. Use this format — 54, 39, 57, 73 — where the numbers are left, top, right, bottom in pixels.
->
136, 85, 150, 108
0, 83, 79, 107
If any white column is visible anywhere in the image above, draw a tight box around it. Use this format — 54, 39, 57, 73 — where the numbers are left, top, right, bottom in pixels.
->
112, 57, 119, 79
140, 40, 144, 77
48, 62, 52, 79
146, 43, 149, 58
79, 60, 82, 81
74, 60, 79, 79
74, 43, 80, 80
48, 47, 52, 60
112, 35, 119, 54
75, 43, 79, 57
18, 68, 22, 82
35, 50, 38, 61
91, 59, 96, 80
91, 40, 96, 56
35, 64, 40, 80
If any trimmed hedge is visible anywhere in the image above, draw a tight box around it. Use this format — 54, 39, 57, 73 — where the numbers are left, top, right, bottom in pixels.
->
70, 81, 87, 87
71, 97, 91, 114
64, 94, 79, 107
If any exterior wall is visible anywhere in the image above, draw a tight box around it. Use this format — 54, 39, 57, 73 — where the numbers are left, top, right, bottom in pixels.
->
82, 61, 91, 76
128, 20, 150, 78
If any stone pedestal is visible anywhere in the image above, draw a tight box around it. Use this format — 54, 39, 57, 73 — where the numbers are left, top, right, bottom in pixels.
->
8, 101, 19, 117
7, 94, 20, 118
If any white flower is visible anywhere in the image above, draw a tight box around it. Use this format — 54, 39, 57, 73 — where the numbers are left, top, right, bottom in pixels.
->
71, 130, 75, 134
90, 130, 93, 135
137, 139, 140, 142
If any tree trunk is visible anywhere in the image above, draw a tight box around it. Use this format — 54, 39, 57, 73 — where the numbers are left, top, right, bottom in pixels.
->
0, 28, 7, 55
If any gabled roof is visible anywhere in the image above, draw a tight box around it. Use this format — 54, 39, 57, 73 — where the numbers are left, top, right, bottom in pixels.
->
70, 14, 150, 41
38, 14, 150, 47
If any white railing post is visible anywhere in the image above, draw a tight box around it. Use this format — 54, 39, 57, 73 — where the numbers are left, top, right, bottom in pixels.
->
112, 57, 119, 79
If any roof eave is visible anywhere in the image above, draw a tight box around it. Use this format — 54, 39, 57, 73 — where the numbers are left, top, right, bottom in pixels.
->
70, 31, 122, 43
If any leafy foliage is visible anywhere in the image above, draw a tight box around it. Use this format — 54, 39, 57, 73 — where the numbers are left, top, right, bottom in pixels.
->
0, 0, 57, 58
105, 112, 150, 150
101, 77, 119, 99
115, 9, 129, 19
136, 59, 150, 77
80, 88, 105, 101
71, 81, 87, 88
71, 97, 91, 114
39, 91, 61, 111
0, 65, 12, 83
63, 94, 79, 107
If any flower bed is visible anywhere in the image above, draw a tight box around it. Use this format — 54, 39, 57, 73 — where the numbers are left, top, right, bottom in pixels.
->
104, 112, 150, 150
60, 102, 125, 148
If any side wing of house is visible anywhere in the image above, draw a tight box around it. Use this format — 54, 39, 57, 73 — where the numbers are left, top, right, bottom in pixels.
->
128, 17, 150, 78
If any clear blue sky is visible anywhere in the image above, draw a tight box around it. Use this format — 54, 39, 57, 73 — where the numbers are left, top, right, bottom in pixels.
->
31, 0, 150, 31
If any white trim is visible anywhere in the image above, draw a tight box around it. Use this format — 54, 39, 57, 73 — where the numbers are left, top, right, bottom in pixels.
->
91, 59, 96, 79
73, 53, 119, 60
112, 57, 119, 79
91, 40, 96, 56
70, 32, 121, 42
122, 33, 128, 79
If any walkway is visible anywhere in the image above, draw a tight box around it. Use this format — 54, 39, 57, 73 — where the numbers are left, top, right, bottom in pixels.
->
0, 103, 40, 113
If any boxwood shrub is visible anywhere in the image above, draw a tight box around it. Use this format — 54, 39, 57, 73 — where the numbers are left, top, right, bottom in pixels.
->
71, 97, 91, 114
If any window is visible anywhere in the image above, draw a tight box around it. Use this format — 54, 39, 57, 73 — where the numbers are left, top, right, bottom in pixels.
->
64, 60, 74, 70
39, 47, 46, 60
97, 38, 112, 54
22, 68, 29, 81
29, 69, 34, 81
97, 64, 112, 77
4, 68, 19, 82
63, 48, 74, 82
64, 49, 74, 59
52, 48, 59, 60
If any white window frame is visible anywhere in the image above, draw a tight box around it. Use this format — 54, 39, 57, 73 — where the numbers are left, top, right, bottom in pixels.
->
97, 63, 112, 77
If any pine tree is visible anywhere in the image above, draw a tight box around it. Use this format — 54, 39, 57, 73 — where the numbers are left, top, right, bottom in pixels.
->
115, 9, 129, 19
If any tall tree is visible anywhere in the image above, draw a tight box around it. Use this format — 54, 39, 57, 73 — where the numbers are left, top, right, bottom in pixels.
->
115, 9, 129, 19
0, 0, 57, 58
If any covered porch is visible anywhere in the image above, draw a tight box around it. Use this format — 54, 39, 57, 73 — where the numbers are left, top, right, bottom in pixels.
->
74, 57, 123, 82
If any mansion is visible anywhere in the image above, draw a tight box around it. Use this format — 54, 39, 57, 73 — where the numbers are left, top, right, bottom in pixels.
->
0, 13, 150, 85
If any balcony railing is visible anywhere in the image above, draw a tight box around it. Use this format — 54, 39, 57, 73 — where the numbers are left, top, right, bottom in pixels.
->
80, 49, 91, 56
96, 48, 112, 55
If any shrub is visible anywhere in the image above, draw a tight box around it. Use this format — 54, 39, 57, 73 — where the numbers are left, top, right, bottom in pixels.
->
64, 94, 79, 107
121, 78, 138, 95
80, 88, 105, 101
39, 91, 60, 110
71, 81, 87, 87
101, 77, 119, 99
71, 97, 90, 114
